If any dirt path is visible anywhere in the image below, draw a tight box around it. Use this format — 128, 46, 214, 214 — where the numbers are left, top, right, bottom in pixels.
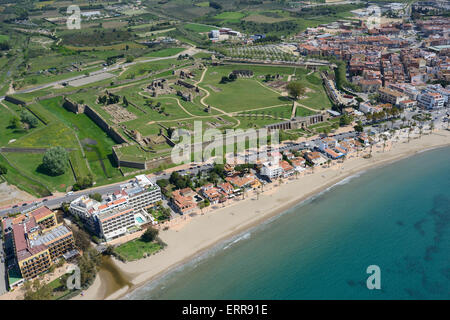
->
0, 101, 15, 114
138, 92, 197, 118
291, 101, 297, 119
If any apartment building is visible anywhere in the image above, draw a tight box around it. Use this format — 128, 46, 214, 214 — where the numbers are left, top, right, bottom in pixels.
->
417, 91, 445, 109
122, 175, 162, 211
378, 87, 408, 105
260, 161, 283, 180
9, 207, 75, 280
97, 207, 135, 241
69, 175, 161, 240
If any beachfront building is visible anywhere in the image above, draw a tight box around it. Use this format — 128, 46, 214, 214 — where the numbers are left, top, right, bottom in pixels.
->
318, 137, 346, 160
218, 182, 235, 199
171, 188, 200, 214
200, 184, 223, 205
7, 206, 75, 280
291, 157, 306, 172
97, 207, 135, 241
304, 152, 328, 166
279, 160, 294, 178
260, 161, 283, 180
417, 91, 445, 110
120, 175, 162, 211
69, 175, 161, 241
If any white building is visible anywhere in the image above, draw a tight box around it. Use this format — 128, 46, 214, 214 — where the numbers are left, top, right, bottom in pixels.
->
69, 175, 161, 241
424, 85, 450, 107
417, 91, 445, 110
260, 161, 283, 179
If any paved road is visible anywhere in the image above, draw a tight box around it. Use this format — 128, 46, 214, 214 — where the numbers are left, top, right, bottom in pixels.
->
0, 238, 7, 295
0, 180, 132, 217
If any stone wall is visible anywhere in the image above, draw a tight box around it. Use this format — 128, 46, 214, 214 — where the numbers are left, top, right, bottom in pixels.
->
112, 144, 173, 170
83, 106, 127, 144
5, 96, 26, 106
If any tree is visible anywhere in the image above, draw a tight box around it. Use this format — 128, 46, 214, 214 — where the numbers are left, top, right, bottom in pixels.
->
286, 81, 306, 100
339, 114, 354, 127
20, 111, 38, 128
78, 247, 101, 288
89, 193, 102, 202
73, 174, 94, 191
0, 164, 7, 175
354, 122, 364, 133
24, 279, 52, 300
123, 96, 129, 107
9, 116, 21, 129
220, 76, 229, 84
73, 227, 91, 251
42, 146, 69, 176
141, 227, 159, 242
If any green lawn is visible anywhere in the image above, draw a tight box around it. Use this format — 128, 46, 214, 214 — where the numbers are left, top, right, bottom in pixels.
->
0, 153, 51, 197
0, 102, 45, 146
38, 97, 122, 181
145, 48, 185, 57
114, 239, 162, 261
2, 152, 75, 193
214, 11, 247, 23
203, 69, 287, 112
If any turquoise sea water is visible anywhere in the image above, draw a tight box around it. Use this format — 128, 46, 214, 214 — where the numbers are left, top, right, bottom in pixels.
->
127, 147, 450, 300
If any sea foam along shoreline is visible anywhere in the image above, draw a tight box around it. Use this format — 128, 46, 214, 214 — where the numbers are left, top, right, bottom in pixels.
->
74, 130, 450, 300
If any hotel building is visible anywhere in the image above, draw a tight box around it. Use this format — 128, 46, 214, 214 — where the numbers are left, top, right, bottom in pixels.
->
69, 175, 161, 241
8, 206, 75, 280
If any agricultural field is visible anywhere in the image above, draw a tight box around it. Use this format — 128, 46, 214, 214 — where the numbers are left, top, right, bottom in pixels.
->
184, 23, 217, 33
224, 44, 299, 62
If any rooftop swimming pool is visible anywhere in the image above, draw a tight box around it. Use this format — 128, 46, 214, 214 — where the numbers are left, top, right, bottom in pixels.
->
135, 216, 145, 224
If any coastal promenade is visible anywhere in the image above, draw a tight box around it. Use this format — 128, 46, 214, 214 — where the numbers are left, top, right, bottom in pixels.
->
74, 128, 450, 300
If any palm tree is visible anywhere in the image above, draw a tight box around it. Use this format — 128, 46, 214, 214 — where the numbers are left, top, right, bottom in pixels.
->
407, 127, 412, 143
430, 122, 434, 133
327, 159, 332, 168
382, 135, 388, 152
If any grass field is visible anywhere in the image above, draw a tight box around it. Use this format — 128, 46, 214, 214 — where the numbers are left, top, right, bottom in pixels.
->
3, 152, 75, 193
184, 23, 217, 33
0, 153, 51, 197
201, 65, 295, 113
145, 47, 185, 57
38, 97, 121, 181
114, 239, 163, 261
214, 11, 247, 23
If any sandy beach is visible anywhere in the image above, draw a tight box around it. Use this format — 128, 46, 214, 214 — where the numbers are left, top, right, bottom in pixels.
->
74, 129, 450, 300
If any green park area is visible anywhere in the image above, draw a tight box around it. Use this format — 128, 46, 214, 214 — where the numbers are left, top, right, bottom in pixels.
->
2, 46, 335, 196
114, 236, 163, 261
